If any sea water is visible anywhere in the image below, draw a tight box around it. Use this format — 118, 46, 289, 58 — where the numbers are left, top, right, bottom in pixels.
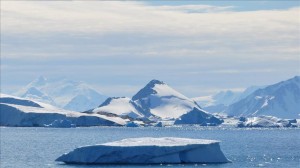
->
0, 126, 299, 168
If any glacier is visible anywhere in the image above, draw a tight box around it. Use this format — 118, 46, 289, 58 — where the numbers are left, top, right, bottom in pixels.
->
0, 94, 126, 127
56, 137, 230, 164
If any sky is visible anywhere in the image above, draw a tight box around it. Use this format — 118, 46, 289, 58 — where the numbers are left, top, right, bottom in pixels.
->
1, 1, 300, 97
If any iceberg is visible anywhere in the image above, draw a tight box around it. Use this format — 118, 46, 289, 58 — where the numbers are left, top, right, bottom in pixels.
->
56, 137, 230, 164
237, 115, 298, 128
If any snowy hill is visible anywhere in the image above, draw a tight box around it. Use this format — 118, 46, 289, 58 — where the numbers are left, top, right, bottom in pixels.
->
0, 94, 125, 127
92, 97, 144, 119
15, 76, 107, 112
226, 76, 300, 119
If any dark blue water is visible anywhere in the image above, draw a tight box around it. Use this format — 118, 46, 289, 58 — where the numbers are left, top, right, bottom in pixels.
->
1, 127, 299, 168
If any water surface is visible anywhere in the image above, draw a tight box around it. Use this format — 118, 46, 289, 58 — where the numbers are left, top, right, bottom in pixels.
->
1, 126, 299, 168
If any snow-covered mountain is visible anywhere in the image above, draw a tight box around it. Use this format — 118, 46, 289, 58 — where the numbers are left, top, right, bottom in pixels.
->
87, 79, 223, 125
0, 94, 125, 127
21, 87, 55, 105
193, 91, 240, 108
193, 85, 263, 113
132, 80, 203, 119
131, 80, 222, 125
15, 76, 107, 112
226, 76, 300, 119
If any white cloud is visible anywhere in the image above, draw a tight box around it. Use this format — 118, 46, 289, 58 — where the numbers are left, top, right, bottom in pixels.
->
2, 1, 299, 37
155, 5, 234, 13
1, 1, 299, 97
1, 1, 299, 61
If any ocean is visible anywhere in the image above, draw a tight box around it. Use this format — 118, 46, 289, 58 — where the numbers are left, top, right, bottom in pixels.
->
1, 126, 299, 168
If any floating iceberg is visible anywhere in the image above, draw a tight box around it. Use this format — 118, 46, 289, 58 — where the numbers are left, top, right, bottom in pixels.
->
237, 115, 298, 128
56, 137, 230, 164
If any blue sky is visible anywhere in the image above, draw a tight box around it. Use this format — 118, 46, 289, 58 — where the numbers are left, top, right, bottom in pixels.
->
147, 1, 299, 11
1, 1, 300, 97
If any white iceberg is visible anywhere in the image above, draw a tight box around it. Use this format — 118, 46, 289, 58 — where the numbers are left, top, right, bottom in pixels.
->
237, 115, 298, 128
56, 137, 230, 164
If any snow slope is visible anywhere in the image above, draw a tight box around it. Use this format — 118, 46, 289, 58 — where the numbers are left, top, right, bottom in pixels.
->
92, 97, 144, 119
226, 76, 300, 119
132, 80, 203, 119
0, 94, 125, 127
15, 76, 107, 112
56, 137, 229, 164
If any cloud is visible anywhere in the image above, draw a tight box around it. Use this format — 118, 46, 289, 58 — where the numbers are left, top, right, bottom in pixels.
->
1, 1, 299, 97
1, 1, 299, 61
155, 5, 234, 13
2, 2, 299, 36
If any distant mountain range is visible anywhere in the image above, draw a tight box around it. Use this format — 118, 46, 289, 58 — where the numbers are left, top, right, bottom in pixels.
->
1, 80, 224, 126
15, 76, 107, 112
6, 75, 300, 123
226, 76, 300, 119
1, 76, 299, 127
193, 85, 263, 113
194, 76, 299, 119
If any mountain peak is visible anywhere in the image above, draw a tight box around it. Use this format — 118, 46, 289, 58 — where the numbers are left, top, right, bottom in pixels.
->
148, 79, 165, 85
30, 76, 48, 86
132, 79, 166, 100
290, 76, 300, 82
226, 75, 300, 118
98, 97, 127, 107
22, 87, 44, 97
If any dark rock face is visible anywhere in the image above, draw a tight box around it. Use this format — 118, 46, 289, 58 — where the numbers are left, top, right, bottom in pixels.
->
0, 97, 42, 108
174, 108, 223, 126
132, 79, 164, 101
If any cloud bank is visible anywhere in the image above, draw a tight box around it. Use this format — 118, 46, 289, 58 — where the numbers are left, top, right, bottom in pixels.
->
1, 1, 299, 96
